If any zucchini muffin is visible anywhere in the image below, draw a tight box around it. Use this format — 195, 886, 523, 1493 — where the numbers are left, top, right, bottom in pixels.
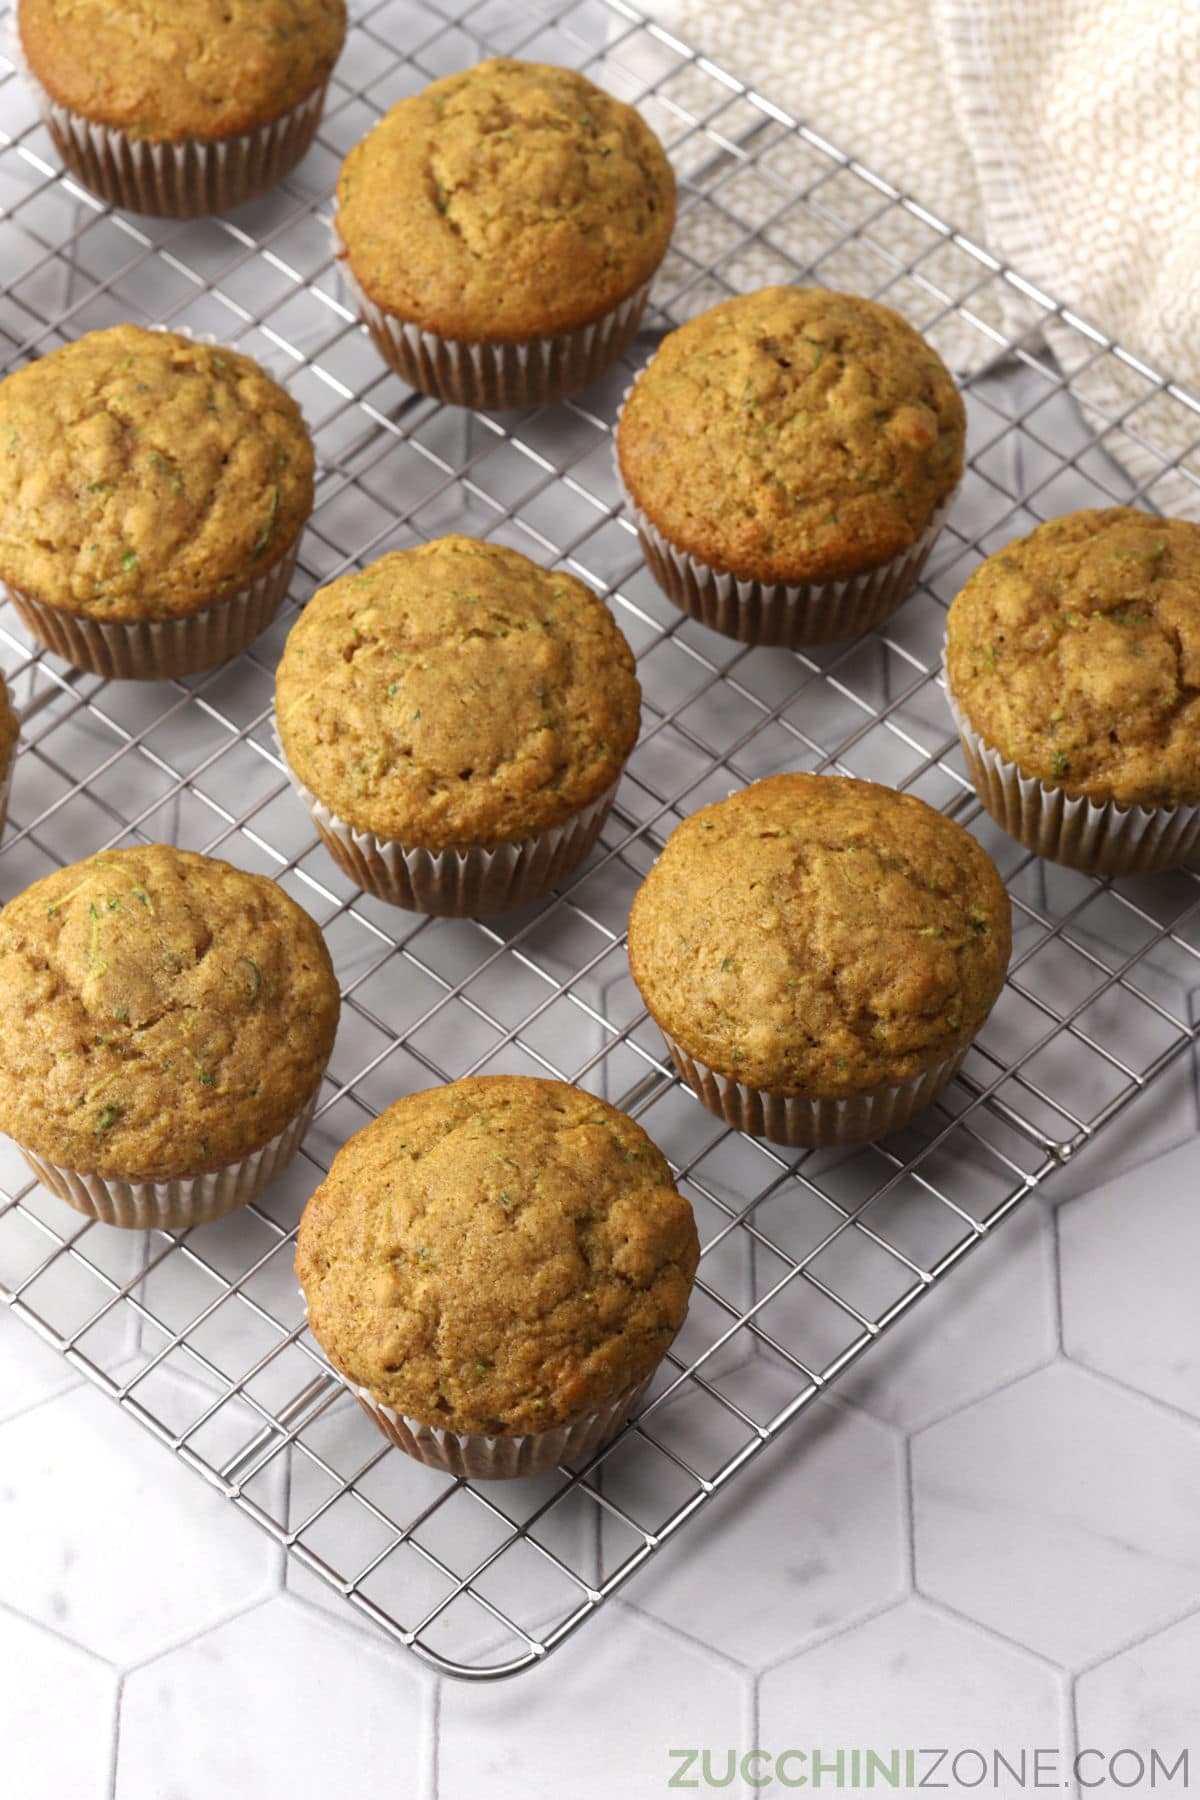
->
275, 536, 641, 914
0, 675, 17, 839
617, 287, 965, 646
334, 58, 676, 408
18, 0, 347, 217
0, 845, 340, 1228
296, 1075, 700, 1478
945, 508, 1200, 876
628, 773, 1011, 1147
0, 325, 314, 679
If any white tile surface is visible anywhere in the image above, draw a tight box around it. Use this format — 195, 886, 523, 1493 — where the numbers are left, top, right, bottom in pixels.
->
1076, 1612, 1200, 1752
0, 1304, 82, 1424
838, 1201, 1057, 1430
759, 1600, 1067, 1751
1059, 1138, 1200, 1418
438, 1605, 750, 1800
0, 1381, 279, 1665
0, 1609, 117, 1800
620, 1371, 906, 1665
115, 1596, 430, 1800
912, 1362, 1200, 1666
1034, 1040, 1200, 1206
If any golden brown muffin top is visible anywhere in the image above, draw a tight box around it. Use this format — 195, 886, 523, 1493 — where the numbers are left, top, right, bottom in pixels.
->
628, 773, 1010, 1097
275, 536, 641, 851
0, 326, 313, 623
617, 287, 966, 584
19, 0, 347, 142
0, 845, 340, 1181
0, 679, 17, 779
296, 1075, 699, 1437
946, 508, 1200, 809
334, 58, 676, 342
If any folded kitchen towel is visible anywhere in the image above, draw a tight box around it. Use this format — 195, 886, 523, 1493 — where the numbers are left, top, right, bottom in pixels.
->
639, 0, 1200, 516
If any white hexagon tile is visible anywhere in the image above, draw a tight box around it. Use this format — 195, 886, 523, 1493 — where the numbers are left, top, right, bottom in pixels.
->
0, 1303, 82, 1425
759, 1601, 1068, 1758
912, 1362, 1200, 1668
1059, 1137, 1200, 1418
837, 1200, 1058, 1431
618, 1373, 907, 1667
115, 1597, 431, 1800
4, 1133, 1200, 1798
0, 1608, 117, 1800
0, 1377, 281, 1666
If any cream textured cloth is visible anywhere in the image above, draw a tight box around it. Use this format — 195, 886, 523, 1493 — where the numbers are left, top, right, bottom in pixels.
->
639, 0, 1200, 517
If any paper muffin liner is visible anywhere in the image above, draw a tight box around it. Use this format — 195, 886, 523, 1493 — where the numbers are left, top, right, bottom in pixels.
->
0, 673, 14, 840
661, 1033, 969, 1150
619, 468, 956, 648
276, 730, 620, 915
336, 250, 653, 410
18, 1083, 321, 1232
348, 1373, 653, 1481
20, 36, 329, 219
944, 684, 1200, 878
4, 535, 300, 681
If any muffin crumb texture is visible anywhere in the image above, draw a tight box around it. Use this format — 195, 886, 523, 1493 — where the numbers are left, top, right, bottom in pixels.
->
296, 1076, 700, 1437
618, 286, 965, 583
628, 773, 1010, 1096
19, 0, 347, 141
0, 325, 313, 622
0, 846, 340, 1180
335, 58, 676, 341
946, 508, 1200, 808
275, 535, 641, 849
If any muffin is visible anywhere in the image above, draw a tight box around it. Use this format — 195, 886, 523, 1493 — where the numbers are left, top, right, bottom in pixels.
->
0, 325, 314, 680
0, 845, 340, 1228
334, 58, 676, 409
296, 1075, 700, 1479
945, 509, 1200, 876
18, 0, 347, 217
616, 287, 965, 646
0, 675, 17, 839
628, 773, 1011, 1148
275, 536, 641, 914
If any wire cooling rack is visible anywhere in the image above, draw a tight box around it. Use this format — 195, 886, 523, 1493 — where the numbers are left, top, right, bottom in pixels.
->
3, 0, 1200, 1683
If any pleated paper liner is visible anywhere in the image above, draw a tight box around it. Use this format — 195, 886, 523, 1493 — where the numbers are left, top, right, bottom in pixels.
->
19, 1083, 322, 1232
945, 685, 1200, 878
277, 733, 620, 916
337, 252, 653, 410
349, 1374, 653, 1481
0, 672, 14, 838
24, 56, 330, 218
4, 536, 300, 681
661, 1034, 970, 1150
620, 476, 956, 649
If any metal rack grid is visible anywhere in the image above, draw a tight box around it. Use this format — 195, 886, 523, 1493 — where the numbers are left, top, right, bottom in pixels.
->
2, 0, 1199, 1683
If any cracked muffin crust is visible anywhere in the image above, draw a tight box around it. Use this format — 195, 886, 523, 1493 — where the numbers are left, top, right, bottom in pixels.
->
275, 535, 641, 851
334, 57, 676, 342
0, 845, 340, 1181
296, 1075, 700, 1438
617, 286, 965, 585
19, 0, 347, 142
628, 773, 1010, 1098
0, 326, 313, 624
946, 508, 1200, 809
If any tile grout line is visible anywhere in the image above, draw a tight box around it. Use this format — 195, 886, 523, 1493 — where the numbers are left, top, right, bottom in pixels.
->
427, 1676, 441, 1800
107, 1672, 124, 1800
